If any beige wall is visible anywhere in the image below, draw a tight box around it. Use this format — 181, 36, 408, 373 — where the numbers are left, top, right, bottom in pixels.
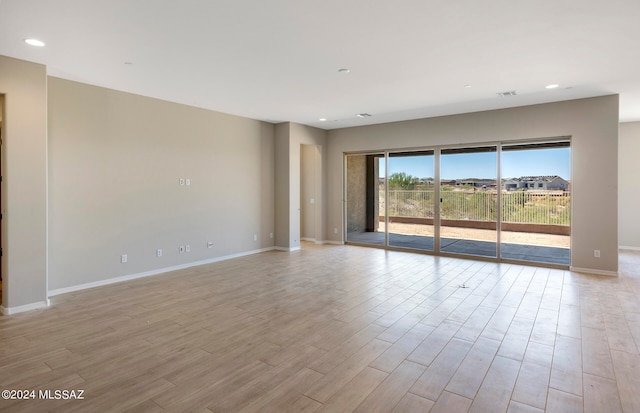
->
274, 122, 327, 250
0, 56, 48, 311
48, 77, 275, 291
300, 144, 317, 240
274, 123, 291, 248
619, 121, 640, 249
327, 96, 620, 274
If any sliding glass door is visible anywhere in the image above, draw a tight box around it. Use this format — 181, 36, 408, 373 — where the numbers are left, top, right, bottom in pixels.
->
345, 140, 571, 267
387, 151, 435, 251
500, 142, 571, 265
345, 153, 385, 245
439, 147, 498, 258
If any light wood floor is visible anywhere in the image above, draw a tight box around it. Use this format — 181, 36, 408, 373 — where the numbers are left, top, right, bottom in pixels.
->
1, 244, 639, 412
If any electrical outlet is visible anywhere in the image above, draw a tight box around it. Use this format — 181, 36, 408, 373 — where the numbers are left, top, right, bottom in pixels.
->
156, 249, 163, 257
594, 250, 601, 258
185, 244, 191, 252
121, 254, 128, 263
254, 234, 257, 241
179, 245, 185, 254
186, 178, 191, 186
179, 178, 185, 186
207, 241, 214, 248
270, 232, 273, 239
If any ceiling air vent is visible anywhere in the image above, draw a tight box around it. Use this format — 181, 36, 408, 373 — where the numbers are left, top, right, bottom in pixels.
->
496, 90, 517, 97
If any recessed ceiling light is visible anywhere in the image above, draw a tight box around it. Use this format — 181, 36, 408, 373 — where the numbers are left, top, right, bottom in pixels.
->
124, 62, 133, 65
338, 68, 350, 73
319, 118, 327, 121
24, 38, 45, 47
464, 84, 472, 88
546, 84, 559, 89
356, 113, 372, 118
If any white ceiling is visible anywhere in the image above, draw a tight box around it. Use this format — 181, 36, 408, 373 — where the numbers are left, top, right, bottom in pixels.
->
2, 0, 640, 130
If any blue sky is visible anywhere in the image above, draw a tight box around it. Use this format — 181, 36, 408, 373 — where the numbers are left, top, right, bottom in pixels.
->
383, 148, 570, 180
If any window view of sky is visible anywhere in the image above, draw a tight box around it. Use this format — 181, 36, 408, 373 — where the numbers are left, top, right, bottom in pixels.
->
382, 148, 570, 180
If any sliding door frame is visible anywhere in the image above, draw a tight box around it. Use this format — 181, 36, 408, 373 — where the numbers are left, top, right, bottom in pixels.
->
343, 136, 571, 268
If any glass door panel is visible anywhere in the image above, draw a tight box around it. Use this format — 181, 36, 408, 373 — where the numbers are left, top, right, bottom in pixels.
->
500, 142, 571, 265
345, 153, 385, 245
439, 146, 497, 258
387, 151, 435, 251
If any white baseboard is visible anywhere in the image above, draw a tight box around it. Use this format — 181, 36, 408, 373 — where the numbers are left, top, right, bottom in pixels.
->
324, 240, 345, 245
1, 299, 50, 315
301, 239, 339, 245
619, 245, 640, 251
570, 266, 619, 277
48, 247, 276, 297
274, 246, 302, 252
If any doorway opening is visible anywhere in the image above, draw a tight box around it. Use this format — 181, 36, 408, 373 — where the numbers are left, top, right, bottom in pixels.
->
345, 153, 385, 246
300, 144, 322, 247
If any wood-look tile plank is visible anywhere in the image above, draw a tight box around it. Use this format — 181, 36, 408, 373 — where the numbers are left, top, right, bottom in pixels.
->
376, 305, 432, 343
603, 312, 638, 354
307, 322, 385, 373
208, 345, 324, 413
152, 360, 272, 411
445, 336, 501, 399
122, 399, 166, 413
497, 316, 535, 361
369, 323, 434, 373
480, 304, 518, 342
50, 375, 175, 413
557, 304, 582, 339
550, 335, 583, 396
581, 326, 615, 379
410, 338, 473, 401
529, 307, 558, 346
522, 341, 554, 368
507, 400, 544, 413
391, 392, 435, 413
514, 293, 542, 320
304, 338, 391, 403
610, 349, 640, 413
280, 395, 323, 413
511, 361, 551, 410
406, 321, 461, 366
316, 367, 388, 413
236, 367, 323, 413
468, 356, 521, 413
429, 391, 473, 413
353, 361, 425, 413
454, 305, 496, 342
545, 388, 583, 413
583, 373, 622, 413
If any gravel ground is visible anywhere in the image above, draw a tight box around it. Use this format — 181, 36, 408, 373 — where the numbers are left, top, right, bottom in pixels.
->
382, 222, 570, 248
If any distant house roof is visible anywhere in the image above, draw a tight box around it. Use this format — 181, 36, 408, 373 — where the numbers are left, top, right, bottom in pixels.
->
509, 175, 565, 182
